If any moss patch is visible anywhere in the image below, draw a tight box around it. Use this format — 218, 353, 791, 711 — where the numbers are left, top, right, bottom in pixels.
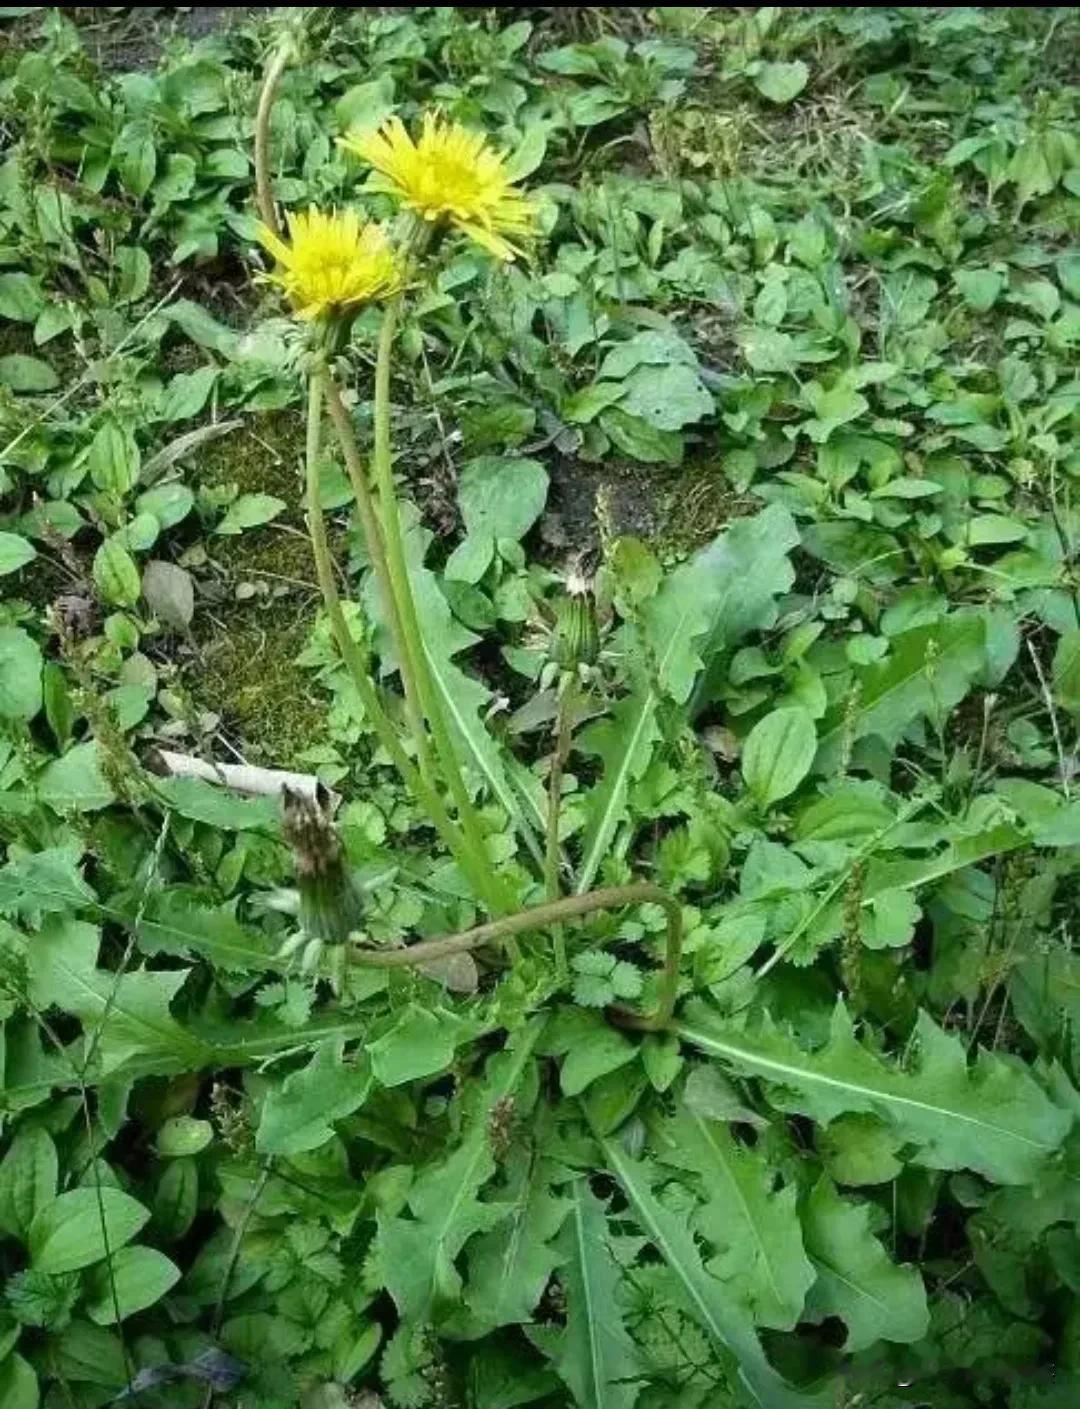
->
195, 601, 321, 766
195, 409, 307, 502
544, 454, 675, 556
188, 409, 327, 764
658, 456, 760, 558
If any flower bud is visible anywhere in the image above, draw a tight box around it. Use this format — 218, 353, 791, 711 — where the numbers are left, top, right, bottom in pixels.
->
549, 571, 599, 672
281, 786, 365, 945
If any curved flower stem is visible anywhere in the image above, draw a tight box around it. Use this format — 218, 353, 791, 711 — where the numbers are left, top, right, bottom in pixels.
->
303, 373, 500, 909
368, 299, 510, 913
349, 881, 684, 1032
254, 44, 291, 236
321, 365, 435, 794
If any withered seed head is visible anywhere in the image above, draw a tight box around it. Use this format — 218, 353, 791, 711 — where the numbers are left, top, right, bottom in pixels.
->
281, 785, 365, 944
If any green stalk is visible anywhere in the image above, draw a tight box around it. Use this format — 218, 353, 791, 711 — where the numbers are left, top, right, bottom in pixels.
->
545, 677, 575, 901
369, 299, 510, 914
321, 366, 436, 792
303, 372, 498, 907
545, 675, 576, 980
254, 44, 290, 237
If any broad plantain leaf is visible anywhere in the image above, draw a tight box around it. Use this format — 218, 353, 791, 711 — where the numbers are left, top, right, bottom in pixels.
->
0, 627, 43, 722
742, 707, 817, 807
0, 1128, 57, 1240
84, 1245, 181, 1324
29, 1187, 149, 1273
0, 1353, 37, 1409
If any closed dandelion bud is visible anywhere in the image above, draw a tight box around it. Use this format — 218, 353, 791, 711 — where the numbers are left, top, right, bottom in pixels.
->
550, 571, 599, 672
281, 786, 365, 945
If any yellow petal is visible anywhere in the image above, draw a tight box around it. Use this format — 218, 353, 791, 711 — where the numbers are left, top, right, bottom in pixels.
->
252, 206, 402, 321
344, 111, 536, 260
452, 217, 517, 262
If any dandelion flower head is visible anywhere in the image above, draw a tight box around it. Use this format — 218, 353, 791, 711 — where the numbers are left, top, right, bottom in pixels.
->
257, 207, 401, 321
340, 112, 536, 262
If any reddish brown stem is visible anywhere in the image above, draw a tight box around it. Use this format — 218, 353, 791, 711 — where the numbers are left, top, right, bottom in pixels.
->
349, 881, 683, 1031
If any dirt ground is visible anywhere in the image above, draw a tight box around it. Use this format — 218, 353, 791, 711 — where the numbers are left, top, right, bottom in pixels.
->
72, 5, 254, 71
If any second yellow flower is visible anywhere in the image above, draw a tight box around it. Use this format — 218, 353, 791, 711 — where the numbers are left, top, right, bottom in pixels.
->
340, 112, 536, 262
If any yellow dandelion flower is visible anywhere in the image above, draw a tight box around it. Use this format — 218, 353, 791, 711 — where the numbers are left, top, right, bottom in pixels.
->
339, 112, 536, 263
256, 207, 401, 321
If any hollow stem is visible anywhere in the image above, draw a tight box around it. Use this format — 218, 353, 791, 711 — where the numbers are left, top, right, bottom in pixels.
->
349, 881, 684, 1032
321, 365, 435, 792
545, 675, 576, 978
254, 45, 290, 236
545, 676, 575, 901
369, 300, 510, 914
303, 372, 497, 907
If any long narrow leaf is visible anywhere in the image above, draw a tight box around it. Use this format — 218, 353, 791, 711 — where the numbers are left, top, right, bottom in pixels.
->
598, 1133, 827, 1409
423, 645, 548, 866
548, 1180, 643, 1409
679, 1003, 1071, 1185
399, 558, 547, 865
